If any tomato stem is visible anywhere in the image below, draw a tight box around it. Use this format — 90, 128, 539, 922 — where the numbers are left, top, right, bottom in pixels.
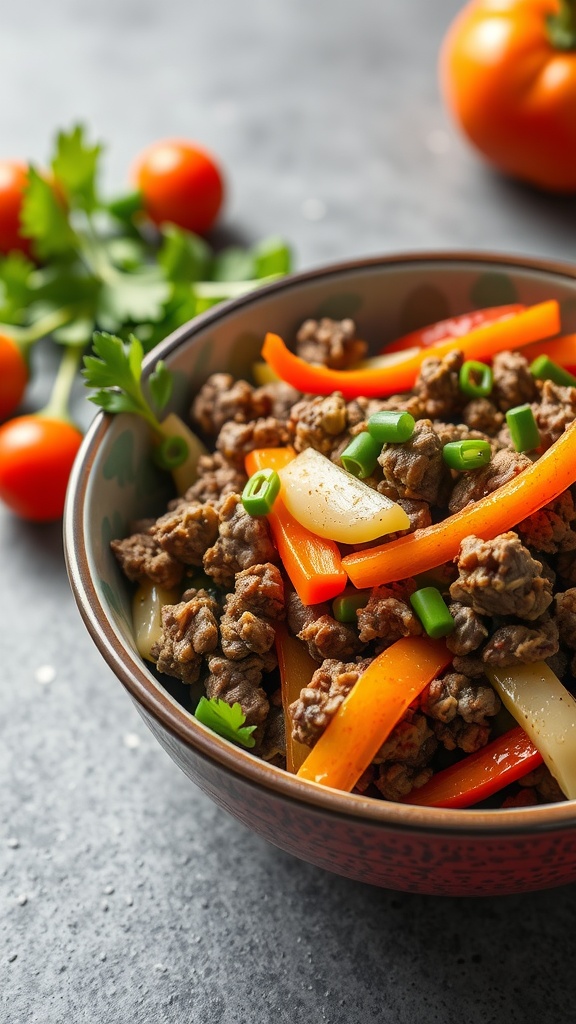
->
39, 343, 84, 423
546, 0, 576, 49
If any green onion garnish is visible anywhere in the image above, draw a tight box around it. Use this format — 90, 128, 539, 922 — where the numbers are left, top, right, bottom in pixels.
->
459, 360, 493, 398
153, 434, 189, 470
367, 410, 415, 443
340, 431, 382, 478
442, 439, 492, 471
332, 589, 370, 622
505, 403, 540, 453
409, 586, 455, 639
529, 355, 576, 389
241, 468, 281, 516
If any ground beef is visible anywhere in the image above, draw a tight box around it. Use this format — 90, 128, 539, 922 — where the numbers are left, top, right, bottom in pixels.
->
219, 563, 284, 660
553, 589, 576, 648
298, 615, 364, 663
378, 419, 449, 505
259, 704, 286, 763
445, 602, 489, 655
433, 421, 492, 447
152, 503, 219, 566
413, 349, 463, 419
448, 448, 531, 514
290, 658, 371, 746
357, 585, 421, 644
421, 672, 500, 724
295, 317, 367, 369
373, 709, 437, 766
286, 590, 330, 636
216, 416, 291, 466
516, 490, 576, 555
450, 532, 553, 620
205, 650, 276, 730
556, 550, 576, 587
289, 392, 349, 455
181, 452, 248, 507
203, 493, 278, 588
151, 589, 220, 684
433, 717, 491, 753
482, 615, 559, 666
450, 655, 487, 678
491, 350, 538, 412
533, 381, 576, 448
374, 763, 434, 801
111, 531, 184, 589
519, 764, 565, 802
396, 498, 432, 532
191, 373, 270, 435
253, 380, 301, 419
461, 397, 504, 435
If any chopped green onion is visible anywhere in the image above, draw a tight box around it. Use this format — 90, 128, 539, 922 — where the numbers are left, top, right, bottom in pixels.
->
505, 403, 540, 453
442, 439, 492, 471
367, 410, 415, 443
340, 431, 382, 478
530, 355, 576, 389
332, 589, 370, 622
153, 434, 189, 470
409, 587, 455, 639
241, 468, 281, 516
459, 360, 493, 397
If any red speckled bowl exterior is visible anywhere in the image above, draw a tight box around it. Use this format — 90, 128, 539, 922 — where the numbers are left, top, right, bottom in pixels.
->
65, 252, 576, 896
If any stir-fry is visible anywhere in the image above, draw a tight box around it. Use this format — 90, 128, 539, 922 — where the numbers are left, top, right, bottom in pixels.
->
107, 301, 576, 809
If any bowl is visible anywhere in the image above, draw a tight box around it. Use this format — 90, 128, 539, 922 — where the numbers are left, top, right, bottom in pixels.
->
65, 250, 576, 897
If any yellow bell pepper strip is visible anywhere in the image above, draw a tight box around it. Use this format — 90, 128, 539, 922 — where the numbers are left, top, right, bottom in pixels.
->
402, 726, 542, 808
275, 624, 318, 773
245, 447, 348, 605
261, 300, 560, 399
296, 636, 452, 792
342, 419, 576, 589
486, 662, 576, 800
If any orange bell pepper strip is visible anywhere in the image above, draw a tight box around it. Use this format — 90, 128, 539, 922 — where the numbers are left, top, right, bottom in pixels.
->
245, 447, 347, 605
520, 332, 576, 369
261, 300, 560, 399
296, 636, 452, 792
275, 624, 317, 773
402, 726, 542, 808
342, 419, 576, 589
382, 303, 525, 354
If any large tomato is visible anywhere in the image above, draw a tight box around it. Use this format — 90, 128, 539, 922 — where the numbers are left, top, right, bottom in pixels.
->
133, 139, 225, 235
440, 0, 576, 193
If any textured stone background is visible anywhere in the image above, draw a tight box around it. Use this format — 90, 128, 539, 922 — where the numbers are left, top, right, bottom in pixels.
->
2, 1, 576, 1021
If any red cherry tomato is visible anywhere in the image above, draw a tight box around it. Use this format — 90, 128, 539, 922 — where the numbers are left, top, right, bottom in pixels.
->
0, 415, 83, 521
383, 303, 525, 354
0, 334, 28, 421
0, 160, 32, 256
133, 139, 224, 236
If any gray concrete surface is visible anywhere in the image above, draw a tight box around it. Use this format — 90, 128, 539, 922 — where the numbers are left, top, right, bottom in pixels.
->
2, 1, 576, 1021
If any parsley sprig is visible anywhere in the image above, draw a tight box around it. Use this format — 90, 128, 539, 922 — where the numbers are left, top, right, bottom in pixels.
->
195, 697, 257, 749
83, 331, 172, 434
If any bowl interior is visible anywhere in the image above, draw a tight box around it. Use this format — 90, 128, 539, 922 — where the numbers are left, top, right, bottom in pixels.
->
67, 252, 576, 828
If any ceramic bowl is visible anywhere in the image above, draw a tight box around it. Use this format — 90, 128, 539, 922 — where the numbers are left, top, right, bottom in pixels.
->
64, 251, 576, 897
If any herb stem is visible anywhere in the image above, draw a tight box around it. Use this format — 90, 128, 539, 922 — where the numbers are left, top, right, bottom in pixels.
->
0, 306, 74, 352
40, 343, 85, 422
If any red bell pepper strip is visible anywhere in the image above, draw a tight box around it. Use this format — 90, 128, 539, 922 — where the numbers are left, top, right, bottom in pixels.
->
402, 726, 542, 808
261, 300, 560, 399
245, 447, 347, 605
342, 418, 576, 589
296, 636, 452, 792
275, 624, 317, 773
382, 303, 524, 354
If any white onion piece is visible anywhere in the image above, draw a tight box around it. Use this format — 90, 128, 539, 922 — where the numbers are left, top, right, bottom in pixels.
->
159, 413, 209, 494
132, 582, 179, 662
486, 662, 576, 800
278, 447, 410, 544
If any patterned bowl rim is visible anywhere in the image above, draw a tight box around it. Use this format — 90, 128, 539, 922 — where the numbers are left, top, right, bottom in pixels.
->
65, 248, 576, 836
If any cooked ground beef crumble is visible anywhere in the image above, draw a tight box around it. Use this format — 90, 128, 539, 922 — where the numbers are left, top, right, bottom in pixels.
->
111, 316, 576, 807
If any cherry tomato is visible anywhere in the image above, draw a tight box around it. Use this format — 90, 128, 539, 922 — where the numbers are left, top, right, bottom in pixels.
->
0, 415, 83, 522
0, 160, 32, 255
0, 334, 28, 421
440, 0, 576, 193
383, 304, 525, 354
133, 139, 224, 235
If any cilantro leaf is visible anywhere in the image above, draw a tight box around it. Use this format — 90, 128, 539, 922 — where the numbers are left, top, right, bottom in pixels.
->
51, 124, 102, 211
252, 236, 292, 278
158, 224, 212, 284
148, 360, 173, 412
194, 697, 256, 748
21, 167, 77, 259
212, 246, 254, 282
0, 252, 35, 323
96, 270, 170, 331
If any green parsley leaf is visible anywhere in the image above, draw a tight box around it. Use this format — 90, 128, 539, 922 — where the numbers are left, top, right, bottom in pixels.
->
96, 270, 170, 331
252, 236, 292, 278
148, 360, 173, 412
20, 167, 77, 259
158, 224, 212, 284
212, 246, 254, 282
51, 124, 102, 212
194, 697, 256, 748
0, 252, 35, 323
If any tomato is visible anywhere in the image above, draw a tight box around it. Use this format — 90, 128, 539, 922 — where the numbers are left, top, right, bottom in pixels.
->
133, 139, 224, 235
383, 303, 525, 354
0, 159, 32, 255
0, 334, 28, 421
440, 0, 576, 193
0, 415, 83, 521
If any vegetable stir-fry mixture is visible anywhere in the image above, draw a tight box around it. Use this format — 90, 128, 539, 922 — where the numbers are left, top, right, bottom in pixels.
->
106, 301, 576, 809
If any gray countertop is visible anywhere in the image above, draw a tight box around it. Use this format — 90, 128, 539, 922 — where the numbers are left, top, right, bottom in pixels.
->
2, 1, 576, 1021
